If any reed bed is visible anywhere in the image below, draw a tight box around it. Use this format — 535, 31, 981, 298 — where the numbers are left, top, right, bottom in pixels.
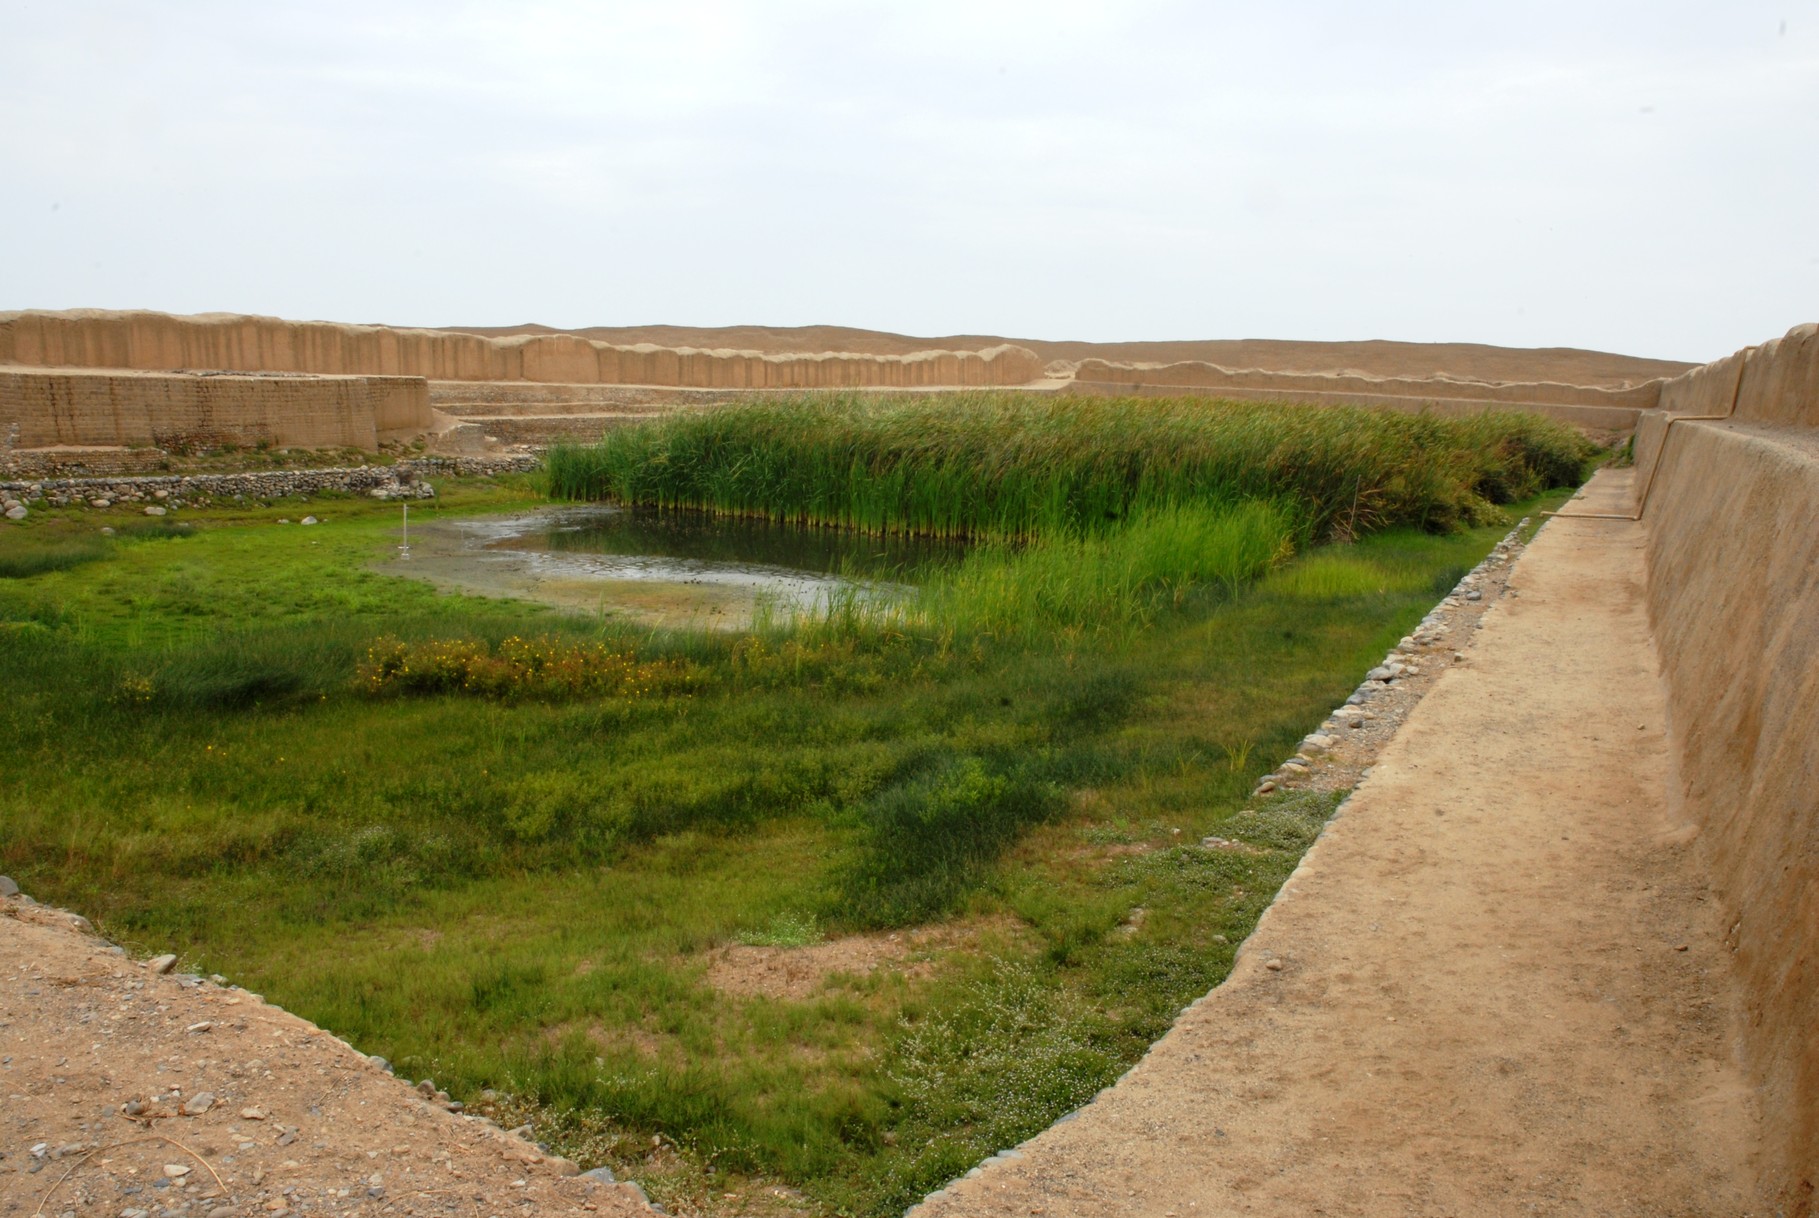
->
546, 393, 1595, 542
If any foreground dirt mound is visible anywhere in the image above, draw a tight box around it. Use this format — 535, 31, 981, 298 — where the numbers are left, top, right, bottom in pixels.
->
0, 899, 653, 1218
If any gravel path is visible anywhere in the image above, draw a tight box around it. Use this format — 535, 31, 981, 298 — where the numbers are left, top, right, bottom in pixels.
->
912, 468, 1767, 1217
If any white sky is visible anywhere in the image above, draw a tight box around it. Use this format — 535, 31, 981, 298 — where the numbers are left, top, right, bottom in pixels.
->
2, 1, 1814, 361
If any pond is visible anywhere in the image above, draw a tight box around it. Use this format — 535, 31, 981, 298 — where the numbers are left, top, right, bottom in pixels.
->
381, 504, 965, 628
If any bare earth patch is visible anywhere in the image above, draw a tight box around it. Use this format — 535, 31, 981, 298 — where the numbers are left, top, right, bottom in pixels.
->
703, 919, 1025, 1002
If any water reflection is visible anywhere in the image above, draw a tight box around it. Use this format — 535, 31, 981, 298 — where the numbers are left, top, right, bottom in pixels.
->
383, 505, 964, 628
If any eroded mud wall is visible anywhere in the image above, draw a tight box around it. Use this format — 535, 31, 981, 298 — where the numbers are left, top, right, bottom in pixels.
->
1073, 358, 1665, 409
1639, 322, 1819, 1213
0, 370, 431, 450
0, 310, 1044, 388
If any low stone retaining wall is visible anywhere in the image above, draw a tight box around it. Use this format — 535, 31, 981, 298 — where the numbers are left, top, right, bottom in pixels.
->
0, 455, 537, 517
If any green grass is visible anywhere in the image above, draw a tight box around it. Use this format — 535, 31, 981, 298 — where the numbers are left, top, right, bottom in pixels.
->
0, 424, 1583, 1216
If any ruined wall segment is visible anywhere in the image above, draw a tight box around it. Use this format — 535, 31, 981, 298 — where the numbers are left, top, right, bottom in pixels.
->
0, 369, 430, 451
1635, 321, 1819, 1213
1073, 358, 1665, 409
0, 310, 1044, 389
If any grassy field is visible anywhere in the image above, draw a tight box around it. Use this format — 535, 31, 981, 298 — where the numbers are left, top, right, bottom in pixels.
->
0, 402, 1590, 1215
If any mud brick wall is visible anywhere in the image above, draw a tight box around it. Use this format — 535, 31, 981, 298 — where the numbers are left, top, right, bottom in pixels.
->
0, 369, 432, 451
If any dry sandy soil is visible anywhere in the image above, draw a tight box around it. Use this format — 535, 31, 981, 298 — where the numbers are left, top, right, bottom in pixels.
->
431, 325, 1692, 388
0, 905, 656, 1218
910, 470, 1768, 1217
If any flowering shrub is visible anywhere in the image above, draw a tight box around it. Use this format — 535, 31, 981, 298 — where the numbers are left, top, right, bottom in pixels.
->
358, 635, 702, 700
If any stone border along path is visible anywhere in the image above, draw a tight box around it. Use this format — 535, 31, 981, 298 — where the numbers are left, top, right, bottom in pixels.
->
910, 468, 1764, 1217
1250, 518, 1534, 804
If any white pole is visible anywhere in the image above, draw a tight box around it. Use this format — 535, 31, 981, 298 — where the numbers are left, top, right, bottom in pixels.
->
401, 501, 410, 557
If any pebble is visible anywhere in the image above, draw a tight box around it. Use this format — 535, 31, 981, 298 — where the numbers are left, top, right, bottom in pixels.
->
163, 1163, 192, 1178
146, 953, 179, 974
241, 1106, 267, 1120
300, 515, 319, 525
1300, 733, 1335, 753
1466, 589, 1483, 601
3, 505, 25, 521
90, 498, 112, 508
1265, 959, 1284, 971
580, 1165, 617, 1184
144, 505, 167, 516
187, 1020, 213, 1034
182, 1091, 215, 1115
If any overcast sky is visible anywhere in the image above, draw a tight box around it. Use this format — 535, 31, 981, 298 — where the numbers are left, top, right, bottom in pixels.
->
2, 1, 1814, 360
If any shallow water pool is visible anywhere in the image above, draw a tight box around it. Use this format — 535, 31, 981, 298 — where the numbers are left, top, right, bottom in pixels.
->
381, 504, 962, 628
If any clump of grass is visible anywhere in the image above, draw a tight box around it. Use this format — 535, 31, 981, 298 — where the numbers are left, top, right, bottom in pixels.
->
913, 501, 1291, 641
547, 394, 1594, 542
0, 538, 111, 578
856, 960, 1116, 1214
838, 755, 1064, 928
735, 911, 823, 948
358, 635, 705, 701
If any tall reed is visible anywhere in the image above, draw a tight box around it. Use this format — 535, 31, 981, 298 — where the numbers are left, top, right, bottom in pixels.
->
546, 394, 1594, 542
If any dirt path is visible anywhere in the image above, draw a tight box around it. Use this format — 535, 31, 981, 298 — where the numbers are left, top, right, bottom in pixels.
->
0, 901, 655, 1217
913, 468, 1766, 1217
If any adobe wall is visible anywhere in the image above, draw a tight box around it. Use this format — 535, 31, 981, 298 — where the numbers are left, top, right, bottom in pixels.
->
0, 310, 1045, 389
1636, 322, 1819, 1214
1073, 357, 1665, 409
1063, 378, 1641, 437
0, 368, 432, 452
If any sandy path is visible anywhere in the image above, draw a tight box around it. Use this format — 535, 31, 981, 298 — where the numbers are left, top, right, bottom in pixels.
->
913, 468, 1766, 1217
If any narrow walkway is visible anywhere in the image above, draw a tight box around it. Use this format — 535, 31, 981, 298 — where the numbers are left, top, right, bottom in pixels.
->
916, 469, 1765, 1217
